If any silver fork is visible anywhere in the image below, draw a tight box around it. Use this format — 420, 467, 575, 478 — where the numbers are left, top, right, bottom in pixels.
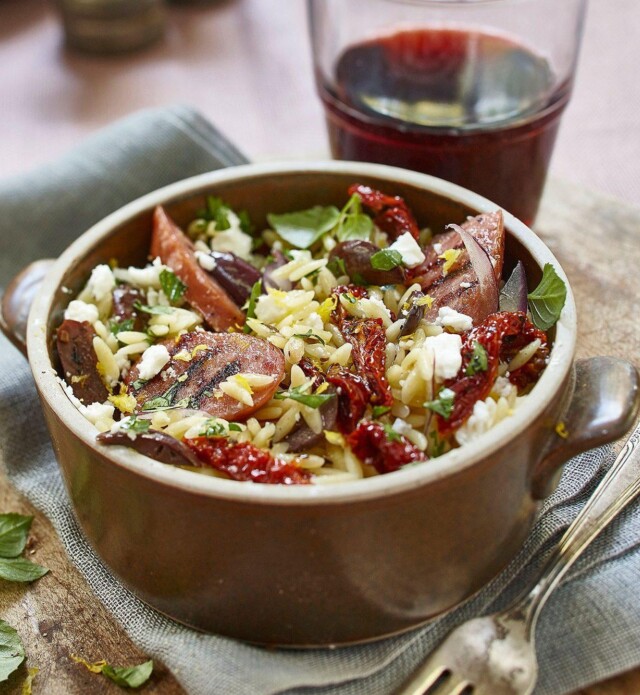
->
395, 420, 640, 695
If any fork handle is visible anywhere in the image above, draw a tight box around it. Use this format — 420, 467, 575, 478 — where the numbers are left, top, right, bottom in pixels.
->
516, 418, 640, 632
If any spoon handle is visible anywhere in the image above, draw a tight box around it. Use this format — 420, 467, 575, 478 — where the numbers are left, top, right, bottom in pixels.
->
518, 420, 640, 631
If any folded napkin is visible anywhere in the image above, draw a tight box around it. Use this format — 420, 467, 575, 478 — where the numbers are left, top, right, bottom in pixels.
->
1, 106, 640, 695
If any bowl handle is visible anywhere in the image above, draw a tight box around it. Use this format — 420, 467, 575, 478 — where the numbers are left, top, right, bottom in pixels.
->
531, 356, 640, 499
0, 259, 55, 358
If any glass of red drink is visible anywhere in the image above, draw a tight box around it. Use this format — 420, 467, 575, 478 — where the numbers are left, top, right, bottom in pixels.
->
308, 0, 587, 225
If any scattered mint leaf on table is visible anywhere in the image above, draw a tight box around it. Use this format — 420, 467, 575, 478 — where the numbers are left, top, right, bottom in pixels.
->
0, 557, 49, 583
0, 619, 25, 683
0, 513, 33, 558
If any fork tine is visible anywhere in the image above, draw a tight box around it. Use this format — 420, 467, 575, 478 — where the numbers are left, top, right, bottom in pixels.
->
438, 678, 474, 695
393, 662, 450, 695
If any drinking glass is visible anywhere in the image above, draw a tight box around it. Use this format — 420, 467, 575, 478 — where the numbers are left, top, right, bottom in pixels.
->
308, 0, 587, 224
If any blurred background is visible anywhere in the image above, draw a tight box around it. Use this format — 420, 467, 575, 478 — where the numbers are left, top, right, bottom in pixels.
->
0, 0, 637, 206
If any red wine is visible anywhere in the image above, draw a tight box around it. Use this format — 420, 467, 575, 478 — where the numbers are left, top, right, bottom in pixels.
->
318, 28, 571, 224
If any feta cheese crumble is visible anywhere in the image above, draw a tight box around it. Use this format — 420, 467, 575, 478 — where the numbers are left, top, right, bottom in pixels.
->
137, 344, 171, 381
389, 232, 426, 268
436, 306, 473, 332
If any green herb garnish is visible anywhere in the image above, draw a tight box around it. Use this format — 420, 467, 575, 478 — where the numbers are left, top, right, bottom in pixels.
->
335, 194, 373, 242
527, 263, 567, 330
228, 423, 242, 432
243, 279, 262, 334
201, 419, 227, 437
133, 301, 173, 316
159, 269, 186, 304
0, 514, 48, 584
275, 385, 335, 409
0, 620, 25, 683
382, 423, 402, 442
0, 514, 33, 558
424, 388, 455, 420
292, 330, 326, 345
72, 655, 153, 690
370, 249, 403, 271
121, 416, 151, 433
341, 292, 357, 304
327, 256, 347, 278
109, 318, 135, 337
465, 341, 488, 376
267, 206, 341, 249
199, 196, 253, 234
371, 405, 391, 418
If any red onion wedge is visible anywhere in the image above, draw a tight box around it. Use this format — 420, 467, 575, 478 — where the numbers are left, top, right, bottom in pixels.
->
499, 261, 528, 313
446, 223, 499, 320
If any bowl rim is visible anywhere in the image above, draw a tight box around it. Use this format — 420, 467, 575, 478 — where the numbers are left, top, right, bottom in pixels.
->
27, 160, 576, 506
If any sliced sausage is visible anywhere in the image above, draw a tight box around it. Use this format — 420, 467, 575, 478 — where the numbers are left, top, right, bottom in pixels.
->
410, 211, 504, 325
57, 319, 109, 404
150, 206, 245, 332
125, 330, 284, 421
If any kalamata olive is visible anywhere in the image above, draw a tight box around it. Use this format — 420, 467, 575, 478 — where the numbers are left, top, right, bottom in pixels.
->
399, 291, 427, 336
329, 240, 405, 286
284, 386, 338, 452
204, 251, 261, 306
97, 429, 203, 467
151, 206, 244, 331
263, 249, 292, 292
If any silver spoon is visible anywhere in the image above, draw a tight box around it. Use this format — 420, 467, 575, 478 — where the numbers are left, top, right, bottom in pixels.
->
395, 419, 640, 695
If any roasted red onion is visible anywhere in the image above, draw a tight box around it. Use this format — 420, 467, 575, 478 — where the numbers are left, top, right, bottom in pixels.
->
499, 261, 528, 313
263, 249, 292, 292
446, 223, 499, 319
203, 251, 261, 306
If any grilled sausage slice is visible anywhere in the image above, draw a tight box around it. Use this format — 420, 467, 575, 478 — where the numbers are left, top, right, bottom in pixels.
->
126, 330, 284, 421
410, 211, 504, 324
57, 319, 109, 404
151, 206, 245, 332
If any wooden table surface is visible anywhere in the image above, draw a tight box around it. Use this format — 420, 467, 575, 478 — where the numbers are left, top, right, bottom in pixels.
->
0, 178, 639, 694
0, 1, 639, 693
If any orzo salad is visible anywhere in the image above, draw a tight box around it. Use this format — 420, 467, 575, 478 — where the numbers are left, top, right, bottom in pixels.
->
56, 184, 566, 484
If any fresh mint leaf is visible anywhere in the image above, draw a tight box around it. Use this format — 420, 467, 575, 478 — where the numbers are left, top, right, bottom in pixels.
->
133, 302, 173, 316
527, 263, 567, 330
200, 419, 227, 438
267, 206, 341, 249
0, 514, 33, 558
228, 423, 242, 432
425, 388, 455, 420
122, 416, 151, 433
159, 269, 186, 304
0, 557, 49, 583
465, 341, 488, 376
101, 660, 153, 689
275, 385, 335, 409
370, 249, 403, 271
0, 620, 25, 682
327, 256, 347, 278
204, 196, 233, 231
341, 292, 357, 304
371, 405, 391, 418
243, 279, 262, 334
335, 194, 373, 242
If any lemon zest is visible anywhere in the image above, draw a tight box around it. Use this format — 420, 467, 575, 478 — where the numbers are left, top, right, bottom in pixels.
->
174, 350, 192, 362
70, 655, 107, 674
555, 422, 569, 439
191, 344, 209, 357
108, 393, 137, 414
317, 296, 337, 323
416, 294, 434, 308
439, 249, 462, 276
233, 374, 253, 394
316, 381, 329, 395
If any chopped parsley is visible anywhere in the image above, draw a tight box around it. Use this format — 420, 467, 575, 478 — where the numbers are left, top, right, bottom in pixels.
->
371, 405, 391, 418
109, 318, 134, 336
243, 279, 262, 334
382, 423, 402, 442
133, 301, 173, 316
465, 341, 488, 376
275, 385, 335, 409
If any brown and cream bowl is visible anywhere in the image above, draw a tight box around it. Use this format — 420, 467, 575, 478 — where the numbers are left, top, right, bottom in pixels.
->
2, 162, 638, 647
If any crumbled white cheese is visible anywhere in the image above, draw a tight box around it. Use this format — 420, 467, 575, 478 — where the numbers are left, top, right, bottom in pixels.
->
83, 402, 116, 430
196, 251, 217, 271
427, 332, 463, 380
392, 418, 413, 436
64, 300, 99, 324
210, 226, 253, 260
86, 264, 116, 302
436, 306, 473, 332
432, 242, 443, 255
460, 281, 472, 289
389, 232, 426, 269
492, 375, 516, 400
137, 344, 171, 381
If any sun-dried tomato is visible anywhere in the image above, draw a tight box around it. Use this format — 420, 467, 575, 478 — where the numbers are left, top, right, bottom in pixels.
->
437, 311, 548, 436
347, 420, 425, 474
185, 437, 312, 485
501, 320, 549, 391
348, 183, 420, 241
326, 366, 370, 433
340, 317, 393, 407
